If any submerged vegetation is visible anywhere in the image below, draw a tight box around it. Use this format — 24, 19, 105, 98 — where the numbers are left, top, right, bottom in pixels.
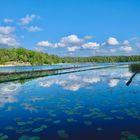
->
0, 47, 140, 65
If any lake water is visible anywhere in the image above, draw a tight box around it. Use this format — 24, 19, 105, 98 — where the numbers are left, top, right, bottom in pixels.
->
0, 63, 97, 73
0, 63, 140, 140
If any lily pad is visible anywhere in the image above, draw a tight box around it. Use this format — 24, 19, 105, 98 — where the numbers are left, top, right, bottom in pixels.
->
84, 121, 92, 125
32, 127, 43, 133
121, 131, 140, 140
96, 128, 103, 131
53, 120, 61, 124
32, 125, 48, 133
19, 135, 40, 140
0, 135, 8, 140
104, 117, 114, 120
67, 118, 77, 123
57, 130, 69, 138
17, 121, 27, 126
0, 133, 3, 137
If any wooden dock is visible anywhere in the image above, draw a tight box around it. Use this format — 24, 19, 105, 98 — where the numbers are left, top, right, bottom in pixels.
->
0, 65, 117, 83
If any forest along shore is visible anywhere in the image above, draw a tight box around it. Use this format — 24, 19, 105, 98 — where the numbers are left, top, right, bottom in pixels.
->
1, 48, 140, 66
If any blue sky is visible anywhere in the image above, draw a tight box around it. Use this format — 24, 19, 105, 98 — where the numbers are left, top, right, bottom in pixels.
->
0, 0, 140, 56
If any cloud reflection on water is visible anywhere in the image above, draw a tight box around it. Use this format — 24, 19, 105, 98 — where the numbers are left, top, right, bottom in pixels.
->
0, 83, 21, 107
38, 67, 133, 91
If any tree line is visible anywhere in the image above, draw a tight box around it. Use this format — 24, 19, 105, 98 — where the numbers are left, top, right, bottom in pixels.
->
61, 56, 140, 63
0, 48, 140, 65
0, 48, 61, 65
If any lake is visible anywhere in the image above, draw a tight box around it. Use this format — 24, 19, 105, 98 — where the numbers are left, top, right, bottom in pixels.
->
0, 63, 140, 140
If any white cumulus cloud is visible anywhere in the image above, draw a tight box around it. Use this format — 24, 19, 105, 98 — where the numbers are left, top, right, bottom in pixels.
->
82, 42, 100, 49
36, 34, 98, 52
25, 26, 43, 32
123, 40, 129, 45
4, 18, 14, 23
107, 37, 119, 45
0, 26, 15, 34
60, 35, 83, 45
120, 46, 133, 52
83, 35, 93, 40
36, 35, 138, 55
67, 46, 80, 52
109, 48, 116, 52
37, 41, 52, 47
0, 34, 19, 47
19, 14, 40, 25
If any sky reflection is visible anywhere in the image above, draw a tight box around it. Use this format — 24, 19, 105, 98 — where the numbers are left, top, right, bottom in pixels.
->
0, 64, 140, 140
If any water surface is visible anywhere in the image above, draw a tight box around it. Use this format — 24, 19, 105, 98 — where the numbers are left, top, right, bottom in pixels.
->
0, 63, 140, 140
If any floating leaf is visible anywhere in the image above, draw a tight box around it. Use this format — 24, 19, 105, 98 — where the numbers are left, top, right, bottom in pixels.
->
57, 130, 69, 138
67, 118, 77, 123
53, 120, 61, 124
96, 128, 103, 131
0, 135, 8, 140
84, 121, 92, 125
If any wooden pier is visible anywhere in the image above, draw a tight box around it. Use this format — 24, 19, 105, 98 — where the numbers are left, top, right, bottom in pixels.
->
0, 65, 117, 83
0, 65, 94, 83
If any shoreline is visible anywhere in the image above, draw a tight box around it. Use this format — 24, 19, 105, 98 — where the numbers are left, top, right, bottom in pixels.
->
0, 64, 31, 67
0, 61, 139, 68
0, 62, 70, 67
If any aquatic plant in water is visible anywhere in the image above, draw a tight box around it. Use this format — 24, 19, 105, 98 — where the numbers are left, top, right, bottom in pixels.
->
19, 135, 40, 140
53, 120, 61, 124
121, 131, 140, 140
96, 128, 103, 131
84, 121, 92, 125
0, 133, 8, 140
57, 130, 69, 138
67, 118, 77, 123
32, 125, 48, 133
